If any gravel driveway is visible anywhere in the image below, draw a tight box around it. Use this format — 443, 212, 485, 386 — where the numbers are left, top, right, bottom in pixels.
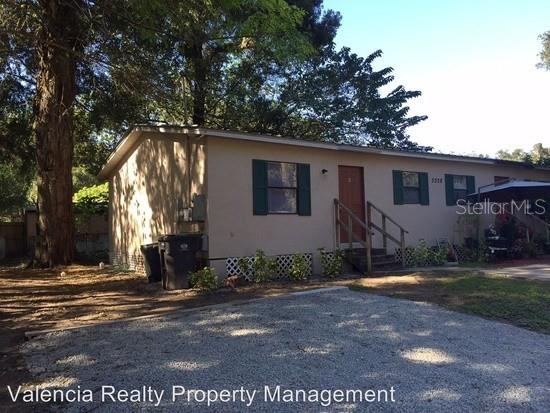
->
20, 288, 550, 412
483, 263, 550, 282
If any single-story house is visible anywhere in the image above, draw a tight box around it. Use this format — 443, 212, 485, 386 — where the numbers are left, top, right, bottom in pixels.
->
98, 125, 550, 276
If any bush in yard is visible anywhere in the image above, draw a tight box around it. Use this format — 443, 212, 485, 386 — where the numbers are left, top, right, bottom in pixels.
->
476, 238, 492, 263
73, 183, 108, 227
409, 240, 431, 266
252, 249, 278, 283
409, 240, 447, 266
189, 267, 219, 293
319, 248, 343, 278
73, 183, 108, 214
509, 238, 537, 259
237, 256, 250, 277
289, 252, 310, 281
431, 246, 448, 265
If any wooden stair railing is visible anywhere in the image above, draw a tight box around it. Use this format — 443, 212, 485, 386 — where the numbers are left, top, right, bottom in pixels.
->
334, 199, 408, 272
366, 201, 409, 264
333, 199, 373, 271
511, 209, 550, 244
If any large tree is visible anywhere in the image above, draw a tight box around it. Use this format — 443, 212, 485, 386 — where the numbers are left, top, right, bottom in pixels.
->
1, 0, 428, 265
1, 0, 87, 264
33, 0, 84, 266
0, 0, 325, 265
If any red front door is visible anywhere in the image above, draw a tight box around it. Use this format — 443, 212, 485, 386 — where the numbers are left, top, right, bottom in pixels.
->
338, 166, 366, 243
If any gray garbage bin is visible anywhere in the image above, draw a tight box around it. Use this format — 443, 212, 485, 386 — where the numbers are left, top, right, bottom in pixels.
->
158, 234, 203, 290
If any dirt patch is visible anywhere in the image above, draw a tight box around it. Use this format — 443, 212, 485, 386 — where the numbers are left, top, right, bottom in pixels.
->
0, 265, 357, 333
354, 272, 471, 304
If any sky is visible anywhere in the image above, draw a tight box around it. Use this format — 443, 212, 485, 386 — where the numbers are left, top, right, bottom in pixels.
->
323, 0, 550, 156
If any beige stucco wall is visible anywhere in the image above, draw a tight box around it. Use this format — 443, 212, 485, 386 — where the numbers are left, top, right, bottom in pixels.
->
206, 136, 550, 274
109, 132, 205, 269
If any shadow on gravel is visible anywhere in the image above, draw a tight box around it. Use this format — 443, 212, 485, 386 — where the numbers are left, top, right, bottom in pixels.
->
18, 289, 550, 412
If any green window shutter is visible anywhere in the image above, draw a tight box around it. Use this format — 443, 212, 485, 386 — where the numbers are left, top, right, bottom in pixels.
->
445, 174, 455, 206
466, 175, 476, 197
419, 172, 429, 205
297, 163, 311, 216
252, 159, 268, 215
392, 170, 404, 205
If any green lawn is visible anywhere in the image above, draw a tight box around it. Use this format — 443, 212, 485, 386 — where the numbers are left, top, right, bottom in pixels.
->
352, 273, 550, 334
457, 261, 491, 268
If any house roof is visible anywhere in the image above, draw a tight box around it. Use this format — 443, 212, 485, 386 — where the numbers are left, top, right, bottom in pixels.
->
97, 124, 550, 180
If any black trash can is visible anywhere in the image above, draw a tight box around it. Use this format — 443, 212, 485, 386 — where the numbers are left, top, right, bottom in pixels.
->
140, 243, 162, 282
158, 234, 203, 290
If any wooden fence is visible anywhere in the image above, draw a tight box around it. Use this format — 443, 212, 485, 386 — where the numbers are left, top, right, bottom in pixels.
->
0, 222, 26, 258
1, 211, 109, 260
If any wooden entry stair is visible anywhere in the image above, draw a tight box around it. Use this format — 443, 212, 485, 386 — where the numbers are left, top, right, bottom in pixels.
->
334, 199, 408, 273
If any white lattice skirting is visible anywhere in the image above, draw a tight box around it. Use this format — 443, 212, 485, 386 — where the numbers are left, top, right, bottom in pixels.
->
452, 244, 474, 262
226, 253, 313, 281
110, 251, 145, 273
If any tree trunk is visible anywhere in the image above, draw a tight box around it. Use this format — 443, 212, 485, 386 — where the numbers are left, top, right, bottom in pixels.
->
34, 0, 82, 267
185, 41, 208, 125
191, 67, 207, 125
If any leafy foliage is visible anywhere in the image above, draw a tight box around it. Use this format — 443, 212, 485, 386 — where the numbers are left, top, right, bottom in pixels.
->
1, 1, 427, 185
497, 143, 550, 167
237, 256, 251, 276
0, 159, 33, 218
319, 248, 343, 277
289, 252, 310, 281
251, 249, 278, 283
1, 0, 429, 264
189, 267, 219, 293
510, 239, 538, 259
216, 47, 429, 150
73, 183, 108, 216
73, 166, 99, 192
407, 240, 447, 267
537, 31, 550, 70
0, 68, 35, 214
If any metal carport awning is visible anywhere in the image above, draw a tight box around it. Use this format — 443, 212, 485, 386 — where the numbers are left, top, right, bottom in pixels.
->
466, 179, 550, 203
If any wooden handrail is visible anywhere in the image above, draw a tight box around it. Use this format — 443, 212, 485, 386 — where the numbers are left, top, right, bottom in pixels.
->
334, 199, 372, 272
337, 219, 369, 249
334, 198, 408, 272
511, 209, 550, 243
334, 209, 370, 252
334, 199, 369, 231
369, 221, 401, 245
367, 201, 409, 234
366, 201, 408, 268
